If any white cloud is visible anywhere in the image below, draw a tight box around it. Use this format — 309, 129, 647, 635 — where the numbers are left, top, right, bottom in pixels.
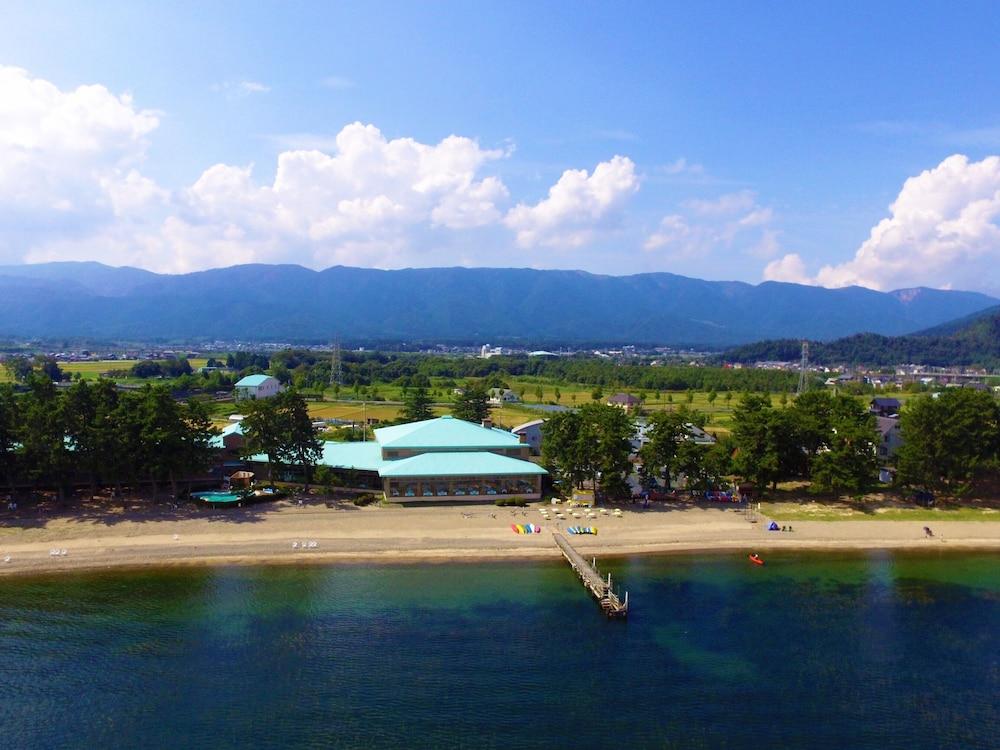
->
1, 66, 668, 274
762, 252, 811, 284
644, 190, 780, 259
151, 123, 514, 270
212, 80, 271, 99
238, 81, 270, 95
768, 154, 1000, 292
661, 157, 705, 176
0, 66, 522, 272
684, 190, 756, 217
504, 156, 639, 248
320, 76, 356, 90
593, 129, 638, 142
0, 65, 160, 249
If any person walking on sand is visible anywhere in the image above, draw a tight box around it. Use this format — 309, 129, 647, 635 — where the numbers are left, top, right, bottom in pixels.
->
924, 526, 934, 538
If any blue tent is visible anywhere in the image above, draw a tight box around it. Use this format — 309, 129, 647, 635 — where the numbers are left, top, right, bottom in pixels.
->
767, 521, 780, 531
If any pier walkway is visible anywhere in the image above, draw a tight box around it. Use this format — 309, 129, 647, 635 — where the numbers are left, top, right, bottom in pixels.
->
552, 532, 628, 618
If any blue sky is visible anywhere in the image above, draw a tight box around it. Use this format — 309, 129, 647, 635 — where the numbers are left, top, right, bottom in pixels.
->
2, 1, 1000, 293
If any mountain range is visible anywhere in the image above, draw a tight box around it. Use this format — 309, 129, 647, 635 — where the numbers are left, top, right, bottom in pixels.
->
0, 262, 996, 346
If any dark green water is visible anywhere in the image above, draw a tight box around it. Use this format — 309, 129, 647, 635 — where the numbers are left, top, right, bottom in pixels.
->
1, 552, 997, 749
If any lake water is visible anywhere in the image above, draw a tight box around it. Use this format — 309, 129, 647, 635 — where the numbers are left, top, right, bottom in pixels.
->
1, 551, 997, 749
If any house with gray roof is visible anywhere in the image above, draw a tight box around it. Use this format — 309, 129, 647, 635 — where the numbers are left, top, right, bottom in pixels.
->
511, 419, 545, 455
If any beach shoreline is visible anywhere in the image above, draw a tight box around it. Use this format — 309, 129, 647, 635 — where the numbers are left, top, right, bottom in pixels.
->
2, 498, 999, 577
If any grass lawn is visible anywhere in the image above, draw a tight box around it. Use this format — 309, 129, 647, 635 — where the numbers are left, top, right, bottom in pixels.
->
763, 500, 1000, 522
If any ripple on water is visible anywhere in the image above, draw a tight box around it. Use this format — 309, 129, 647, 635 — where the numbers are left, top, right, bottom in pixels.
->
0, 552, 996, 749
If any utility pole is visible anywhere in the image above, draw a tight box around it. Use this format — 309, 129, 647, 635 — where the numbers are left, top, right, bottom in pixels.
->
797, 340, 809, 395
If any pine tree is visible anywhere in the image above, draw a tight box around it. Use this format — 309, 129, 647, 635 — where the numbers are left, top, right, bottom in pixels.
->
401, 386, 433, 422
452, 385, 490, 423
279, 390, 323, 490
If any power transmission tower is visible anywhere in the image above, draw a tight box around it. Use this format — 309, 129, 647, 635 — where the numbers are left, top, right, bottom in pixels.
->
797, 341, 809, 395
330, 338, 343, 387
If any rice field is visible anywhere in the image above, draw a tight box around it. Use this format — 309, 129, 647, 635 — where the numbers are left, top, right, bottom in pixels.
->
0, 359, 210, 383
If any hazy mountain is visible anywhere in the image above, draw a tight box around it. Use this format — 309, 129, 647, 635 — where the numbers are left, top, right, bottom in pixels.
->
723, 305, 1000, 366
0, 261, 158, 296
0, 262, 995, 346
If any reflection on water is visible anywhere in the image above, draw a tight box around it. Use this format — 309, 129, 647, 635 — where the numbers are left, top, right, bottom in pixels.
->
0, 552, 996, 749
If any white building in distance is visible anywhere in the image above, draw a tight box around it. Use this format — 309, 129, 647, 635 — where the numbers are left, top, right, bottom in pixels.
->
234, 374, 283, 400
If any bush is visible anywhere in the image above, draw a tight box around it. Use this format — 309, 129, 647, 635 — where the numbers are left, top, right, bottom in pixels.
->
495, 496, 527, 507
352, 493, 378, 506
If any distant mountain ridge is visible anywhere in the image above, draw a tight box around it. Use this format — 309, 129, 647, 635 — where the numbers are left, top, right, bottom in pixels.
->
0, 262, 995, 346
723, 305, 1000, 366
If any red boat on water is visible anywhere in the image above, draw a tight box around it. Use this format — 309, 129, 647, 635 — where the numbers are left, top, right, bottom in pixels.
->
749, 553, 764, 566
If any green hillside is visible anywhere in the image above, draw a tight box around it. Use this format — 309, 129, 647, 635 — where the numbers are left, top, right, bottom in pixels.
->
723, 308, 1000, 367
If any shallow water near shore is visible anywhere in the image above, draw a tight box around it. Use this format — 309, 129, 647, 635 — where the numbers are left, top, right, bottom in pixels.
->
1, 551, 997, 749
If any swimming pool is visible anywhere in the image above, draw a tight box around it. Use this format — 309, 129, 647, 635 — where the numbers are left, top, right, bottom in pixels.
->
191, 491, 243, 504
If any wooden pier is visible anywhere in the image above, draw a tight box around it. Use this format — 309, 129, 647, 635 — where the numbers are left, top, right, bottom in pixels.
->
552, 532, 628, 618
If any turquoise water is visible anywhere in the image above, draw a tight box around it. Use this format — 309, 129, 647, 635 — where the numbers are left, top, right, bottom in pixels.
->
191, 491, 242, 503
0, 551, 997, 748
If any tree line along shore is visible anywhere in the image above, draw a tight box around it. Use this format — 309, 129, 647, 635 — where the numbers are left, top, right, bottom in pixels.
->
2, 346, 999, 514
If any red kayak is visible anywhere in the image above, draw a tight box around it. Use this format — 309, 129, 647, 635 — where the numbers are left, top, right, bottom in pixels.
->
749, 554, 764, 566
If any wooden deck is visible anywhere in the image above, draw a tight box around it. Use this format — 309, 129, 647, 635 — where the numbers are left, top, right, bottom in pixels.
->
552, 532, 628, 618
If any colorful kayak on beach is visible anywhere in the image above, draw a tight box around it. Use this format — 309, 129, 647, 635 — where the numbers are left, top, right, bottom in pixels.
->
512, 524, 541, 534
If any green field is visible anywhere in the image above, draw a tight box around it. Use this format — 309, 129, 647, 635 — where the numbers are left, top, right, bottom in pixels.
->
0, 359, 210, 383
3, 361, 925, 439
763, 500, 1000, 522
313, 379, 754, 432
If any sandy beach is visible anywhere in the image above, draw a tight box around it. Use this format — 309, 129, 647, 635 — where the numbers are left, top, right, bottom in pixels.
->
1, 497, 998, 577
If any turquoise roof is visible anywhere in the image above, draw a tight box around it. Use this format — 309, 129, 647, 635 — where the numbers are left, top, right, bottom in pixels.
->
209, 421, 243, 449
379, 451, 547, 478
374, 416, 522, 450
247, 441, 385, 472
318, 441, 385, 472
235, 374, 274, 387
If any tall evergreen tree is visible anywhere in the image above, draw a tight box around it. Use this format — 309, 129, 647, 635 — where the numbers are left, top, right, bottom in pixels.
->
731, 393, 803, 490
277, 390, 322, 490
897, 390, 1000, 495
63, 381, 100, 497
542, 410, 587, 491
179, 398, 219, 491
20, 375, 73, 500
0, 384, 20, 495
639, 408, 690, 489
542, 404, 634, 502
452, 384, 490, 423
112, 391, 148, 499
241, 397, 283, 486
401, 386, 433, 423
810, 397, 878, 494
585, 403, 635, 500
140, 386, 189, 500
91, 380, 126, 498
